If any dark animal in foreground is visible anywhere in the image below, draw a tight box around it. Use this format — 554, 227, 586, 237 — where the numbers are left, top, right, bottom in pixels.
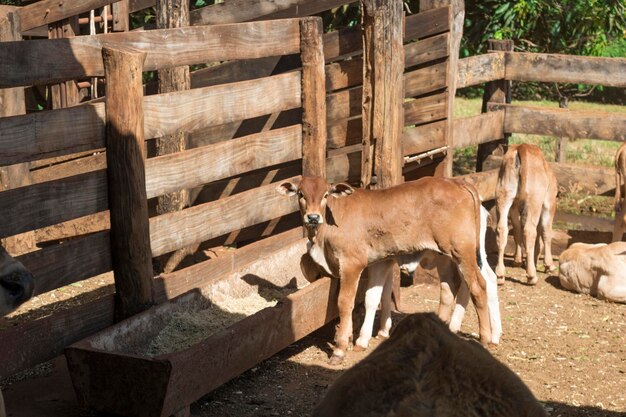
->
313, 313, 546, 417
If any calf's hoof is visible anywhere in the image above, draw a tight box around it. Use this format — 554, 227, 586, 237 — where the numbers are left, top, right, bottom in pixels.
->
545, 264, 557, 273
376, 331, 390, 340
496, 276, 506, 286
328, 353, 345, 366
353, 344, 366, 352
527, 275, 538, 285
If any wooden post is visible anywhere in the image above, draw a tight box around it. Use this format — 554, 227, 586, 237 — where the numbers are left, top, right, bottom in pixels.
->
102, 46, 154, 321
300, 17, 327, 178
155, 0, 191, 273
556, 98, 568, 163
112, 0, 130, 32
48, 17, 80, 109
476, 39, 513, 172
0, 7, 37, 256
360, 0, 405, 189
421, 0, 464, 178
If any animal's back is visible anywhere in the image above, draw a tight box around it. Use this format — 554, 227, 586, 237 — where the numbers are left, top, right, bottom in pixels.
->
313, 313, 546, 417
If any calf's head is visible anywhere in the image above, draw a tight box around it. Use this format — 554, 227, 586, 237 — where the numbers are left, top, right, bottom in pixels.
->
277, 176, 354, 229
0, 246, 35, 316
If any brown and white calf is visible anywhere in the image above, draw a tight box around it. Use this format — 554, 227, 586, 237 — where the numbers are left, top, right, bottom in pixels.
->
278, 176, 497, 364
353, 204, 502, 353
559, 242, 626, 303
612, 142, 626, 242
495, 144, 557, 284
313, 313, 546, 417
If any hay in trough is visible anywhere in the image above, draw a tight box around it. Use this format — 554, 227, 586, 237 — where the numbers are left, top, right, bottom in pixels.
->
140, 287, 292, 357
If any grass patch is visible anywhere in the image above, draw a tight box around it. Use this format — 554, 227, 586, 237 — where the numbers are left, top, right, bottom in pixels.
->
453, 98, 626, 173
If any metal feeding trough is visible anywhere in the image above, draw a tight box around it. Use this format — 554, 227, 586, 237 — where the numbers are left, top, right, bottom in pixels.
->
65, 240, 340, 417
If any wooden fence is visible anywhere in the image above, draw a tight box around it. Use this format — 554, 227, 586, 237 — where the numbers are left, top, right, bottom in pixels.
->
0, 16, 329, 378
0, 0, 624, 388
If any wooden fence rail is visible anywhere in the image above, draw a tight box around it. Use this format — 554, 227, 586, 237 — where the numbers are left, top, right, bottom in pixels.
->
505, 52, 626, 87
0, 19, 302, 87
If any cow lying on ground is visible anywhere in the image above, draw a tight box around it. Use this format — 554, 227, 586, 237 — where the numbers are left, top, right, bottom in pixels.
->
612, 142, 626, 242
558, 242, 626, 303
353, 205, 502, 353
278, 176, 497, 364
313, 313, 546, 417
495, 144, 557, 285
0, 245, 35, 417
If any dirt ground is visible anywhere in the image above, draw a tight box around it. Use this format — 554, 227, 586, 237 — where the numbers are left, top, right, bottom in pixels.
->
191, 255, 626, 417
2, 229, 625, 417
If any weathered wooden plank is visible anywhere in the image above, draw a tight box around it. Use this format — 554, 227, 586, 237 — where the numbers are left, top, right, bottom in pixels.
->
402, 120, 446, 156
16, 0, 118, 32
0, 104, 106, 166
143, 72, 302, 140
404, 6, 450, 41
0, 171, 108, 239
300, 17, 327, 178
1, 73, 300, 166
0, 20, 302, 87
191, 56, 282, 89
499, 104, 626, 142
505, 52, 626, 87
404, 61, 448, 97
30, 153, 107, 184
456, 52, 505, 89
153, 228, 304, 302
102, 46, 154, 321
405, 32, 450, 68
404, 92, 448, 127
325, 58, 363, 92
129, 0, 155, 13
149, 178, 300, 257
18, 231, 112, 296
326, 144, 362, 184
326, 86, 363, 122
327, 117, 363, 149
145, 125, 302, 199
191, 0, 348, 25
452, 110, 505, 148
0, 294, 116, 380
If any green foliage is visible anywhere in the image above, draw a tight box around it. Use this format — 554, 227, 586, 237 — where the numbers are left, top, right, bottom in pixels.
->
463, 0, 626, 57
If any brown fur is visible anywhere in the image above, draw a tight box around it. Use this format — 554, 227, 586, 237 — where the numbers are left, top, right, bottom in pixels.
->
278, 176, 492, 364
612, 143, 626, 242
559, 242, 626, 303
313, 313, 546, 417
495, 144, 557, 284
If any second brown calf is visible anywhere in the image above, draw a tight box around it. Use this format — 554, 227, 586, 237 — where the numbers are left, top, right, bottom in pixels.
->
495, 144, 557, 284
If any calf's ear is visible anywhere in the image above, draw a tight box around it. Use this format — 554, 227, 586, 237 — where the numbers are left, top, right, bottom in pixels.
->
276, 181, 298, 196
329, 182, 354, 198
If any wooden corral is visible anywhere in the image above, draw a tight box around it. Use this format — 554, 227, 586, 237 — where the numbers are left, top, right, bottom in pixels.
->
0, 0, 625, 415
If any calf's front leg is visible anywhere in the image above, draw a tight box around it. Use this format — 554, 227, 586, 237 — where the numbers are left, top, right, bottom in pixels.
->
331, 265, 363, 365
